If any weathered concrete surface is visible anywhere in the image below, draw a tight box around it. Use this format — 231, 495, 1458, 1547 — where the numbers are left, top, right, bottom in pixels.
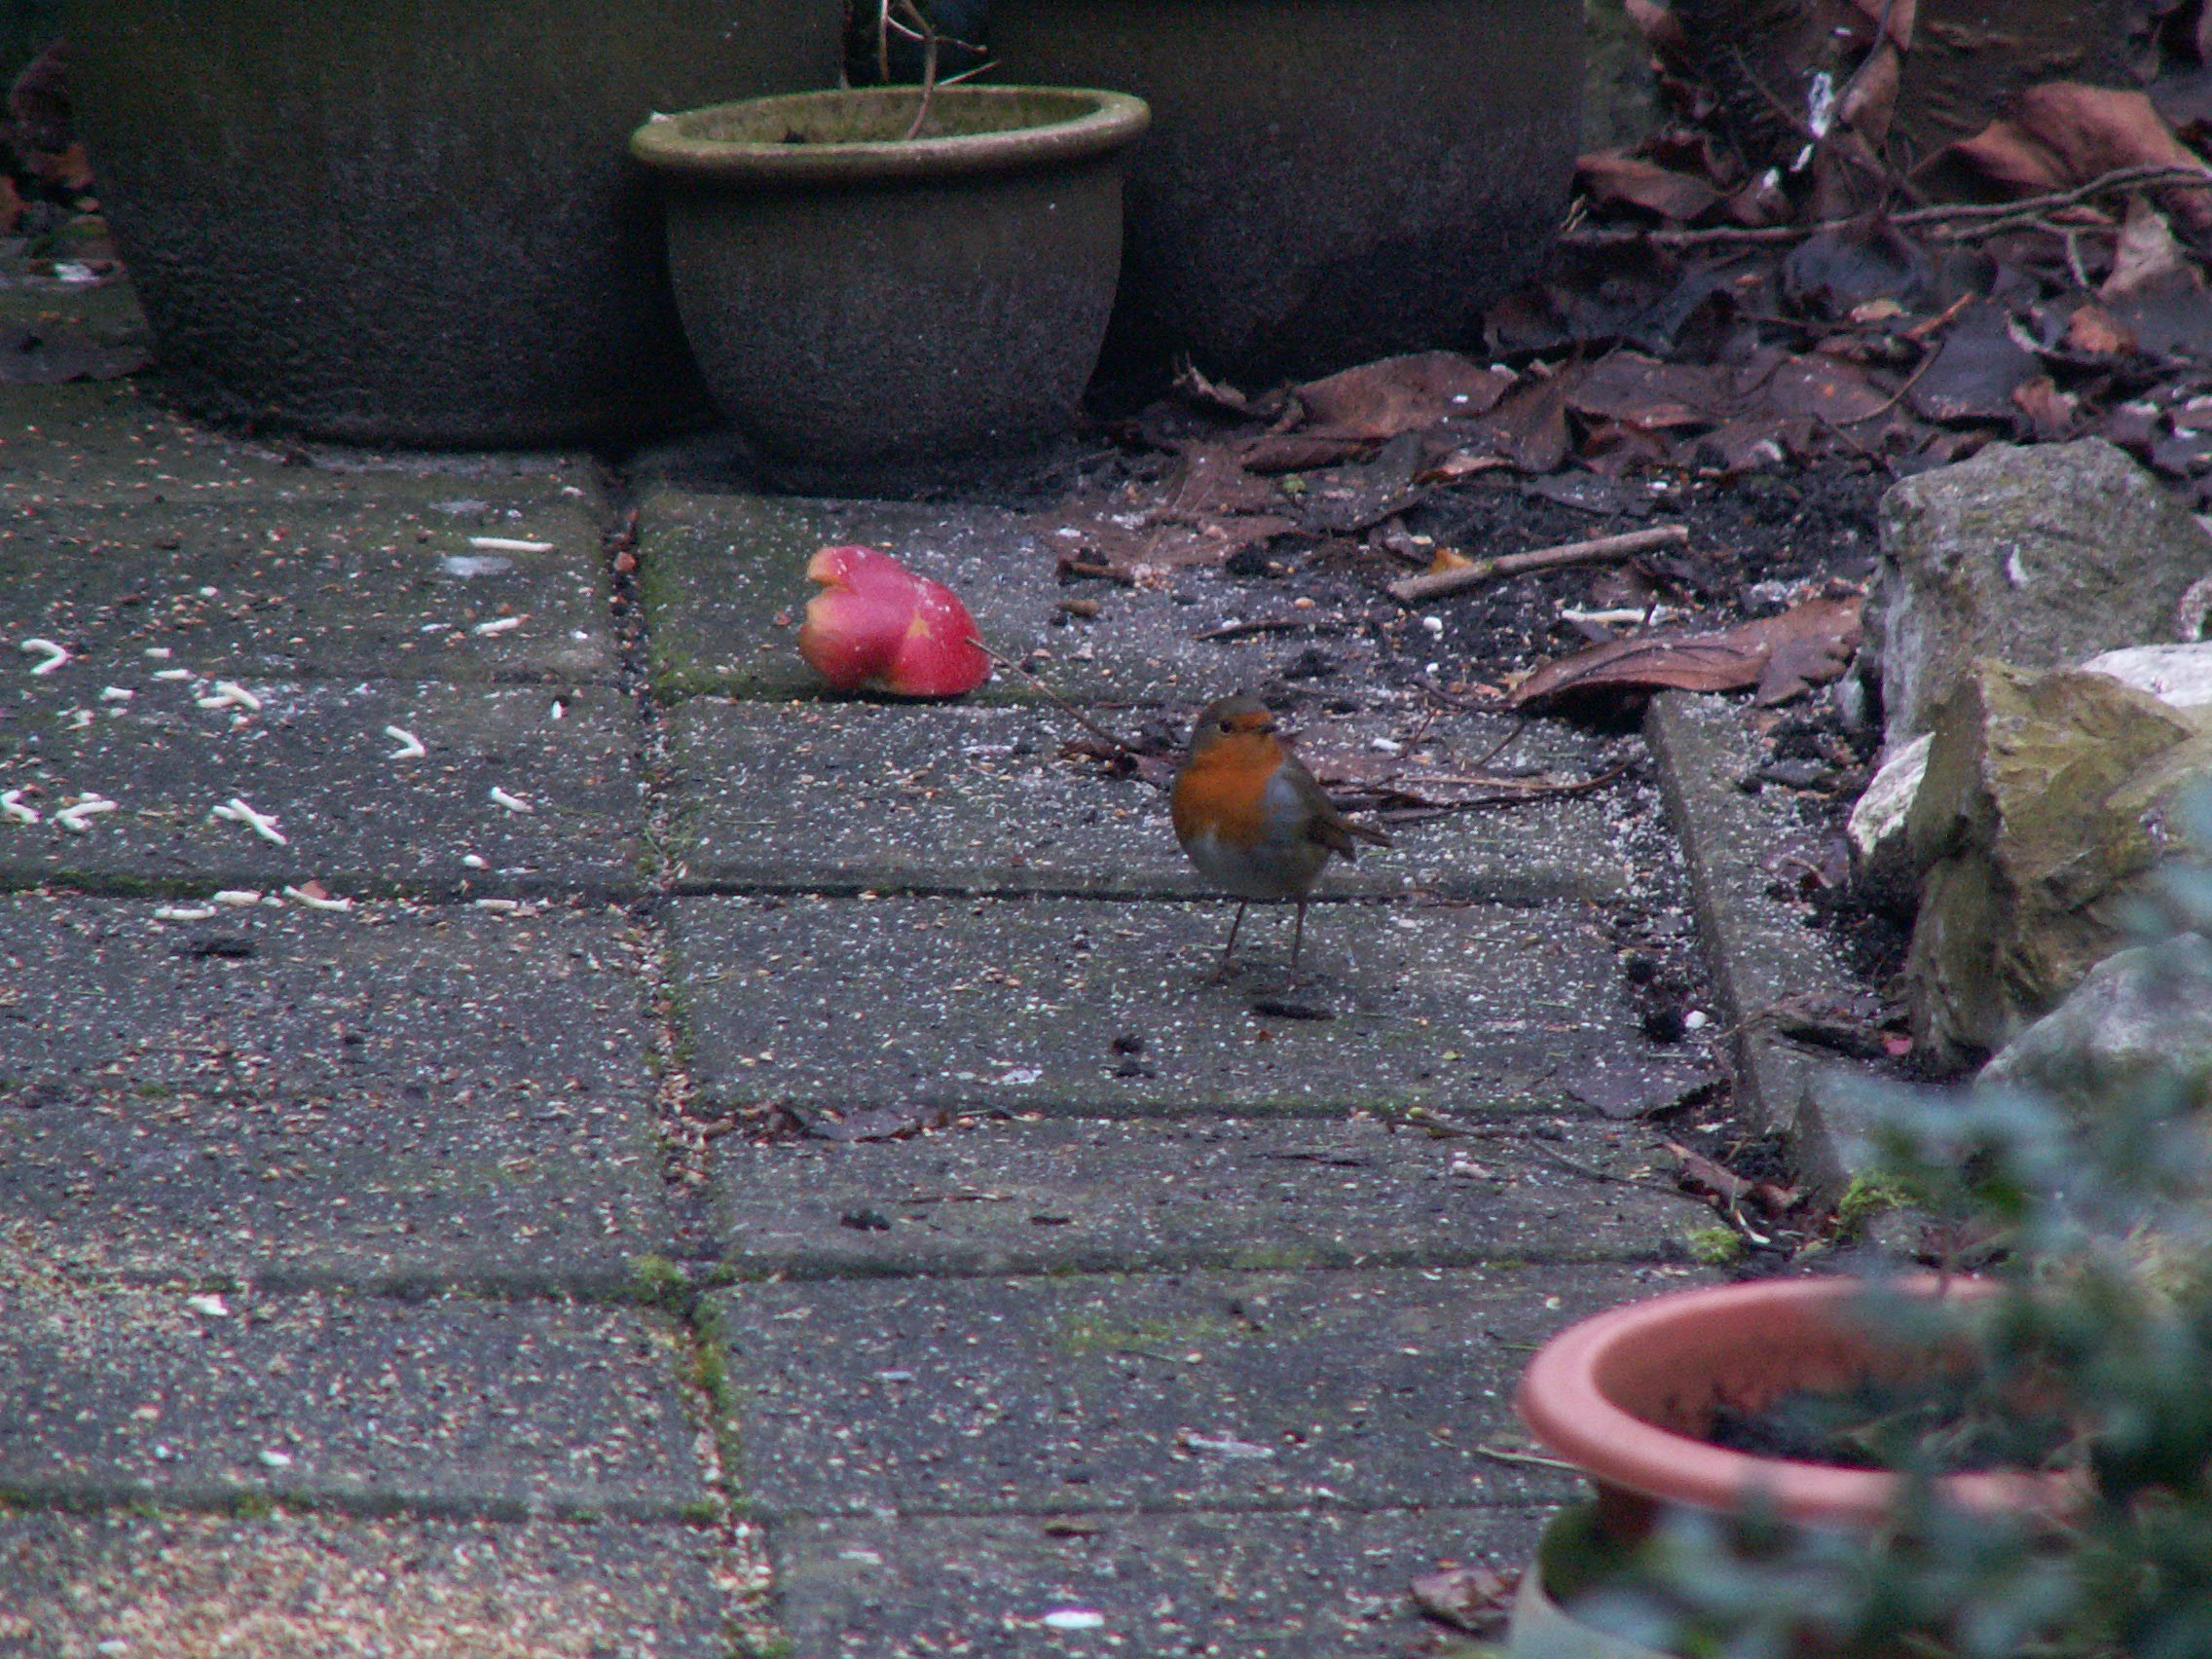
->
669, 894, 1645, 1119
712, 1116, 1705, 1277
0, 380, 607, 510
0, 1510, 735, 1659
0, 1266, 708, 1519
705, 1263, 1695, 1519
0, 898, 673, 1290
638, 487, 1390, 705
772, 1505, 1531, 1659
2, 493, 615, 682
1646, 691, 1872, 1193
666, 697, 1634, 902
0, 682, 645, 898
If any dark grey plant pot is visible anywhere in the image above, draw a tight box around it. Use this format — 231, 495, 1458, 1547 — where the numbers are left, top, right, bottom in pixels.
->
989, 0, 1584, 386
631, 85, 1148, 495
65, 1, 842, 449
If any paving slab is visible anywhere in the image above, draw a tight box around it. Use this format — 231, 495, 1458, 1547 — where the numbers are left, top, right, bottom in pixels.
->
2, 492, 615, 682
638, 486, 1390, 705
711, 1116, 1706, 1277
0, 897, 673, 1290
707, 1263, 1697, 1520
666, 698, 1633, 903
0, 1509, 733, 1659
1646, 692, 1874, 1194
0, 1268, 709, 1519
771, 1504, 1534, 1658
0, 378, 607, 510
670, 893, 1645, 1119
0, 682, 645, 897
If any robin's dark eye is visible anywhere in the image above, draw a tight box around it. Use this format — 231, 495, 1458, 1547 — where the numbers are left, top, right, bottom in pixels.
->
1218, 719, 1235, 732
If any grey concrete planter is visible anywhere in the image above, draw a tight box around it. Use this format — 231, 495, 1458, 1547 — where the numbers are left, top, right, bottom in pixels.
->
989, 0, 1583, 385
67, 1, 842, 448
631, 85, 1148, 495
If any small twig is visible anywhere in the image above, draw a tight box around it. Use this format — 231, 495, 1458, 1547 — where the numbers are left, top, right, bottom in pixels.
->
1833, 336, 1945, 426
1899, 290, 1973, 343
1387, 525, 1689, 605
979, 645, 1151, 767
1372, 760, 1635, 823
1563, 162, 2212, 251
1473, 1443, 1582, 1474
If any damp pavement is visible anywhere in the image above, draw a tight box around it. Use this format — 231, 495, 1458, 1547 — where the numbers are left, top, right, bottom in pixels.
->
0, 272, 1868, 1658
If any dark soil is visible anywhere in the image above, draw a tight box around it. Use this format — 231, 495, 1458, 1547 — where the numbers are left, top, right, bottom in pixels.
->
1707, 1374, 2077, 1476
1238, 453, 1913, 1005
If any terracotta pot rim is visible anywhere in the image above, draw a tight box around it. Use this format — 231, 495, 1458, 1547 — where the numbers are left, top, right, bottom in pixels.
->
1515, 1274, 2077, 1529
630, 85, 1151, 187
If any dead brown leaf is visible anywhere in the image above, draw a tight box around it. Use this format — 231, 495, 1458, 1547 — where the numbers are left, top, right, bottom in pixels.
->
1565, 351, 1728, 430
2102, 195, 2194, 300
1234, 432, 1372, 473
1756, 353, 1898, 426
2010, 374, 2078, 440
1461, 369, 1574, 474
1577, 149, 1723, 223
2065, 302, 2138, 356
1160, 441, 1285, 518
1506, 595, 1863, 710
1291, 350, 1510, 442
27, 140, 93, 194
1939, 84, 2212, 235
1409, 1565, 1518, 1636
1906, 303, 2041, 425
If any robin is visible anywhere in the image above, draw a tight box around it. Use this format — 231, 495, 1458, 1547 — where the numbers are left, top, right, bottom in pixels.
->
1170, 690, 1391, 976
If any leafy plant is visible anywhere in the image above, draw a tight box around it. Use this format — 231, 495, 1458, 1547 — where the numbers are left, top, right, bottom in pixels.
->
1584, 786, 2212, 1658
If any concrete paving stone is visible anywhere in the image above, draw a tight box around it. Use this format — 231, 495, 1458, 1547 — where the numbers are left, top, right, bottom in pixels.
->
638, 486, 1389, 705
1, 492, 615, 682
0, 1265, 711, 1519
0, 378, 608, 510
706, 1262, 1699, 1518
711, 1116, 1707, 1277
1646, 692, 1874, 1193
0, 1508, 732, 1659
670, 893, 1647, 1119
0, 681, 645, 897
771, 1504, 1541, 1658
666, 698, 1633, 903
0, 897, 673, 1290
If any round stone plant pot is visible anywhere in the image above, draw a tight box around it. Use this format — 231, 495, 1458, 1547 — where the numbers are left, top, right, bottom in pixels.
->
988, 0, 1583, 386
67, 0, 841, 448
630, 84, 1148, 494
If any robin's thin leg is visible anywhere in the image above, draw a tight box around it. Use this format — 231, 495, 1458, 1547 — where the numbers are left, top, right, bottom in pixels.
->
1290, 898, 1307, 972
1213, 901, 1248, 979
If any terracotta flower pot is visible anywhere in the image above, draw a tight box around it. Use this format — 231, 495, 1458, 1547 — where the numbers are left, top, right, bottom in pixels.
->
68, 0, 841, 447
631, 84, 1148, 495
988, 0, 1582, 386
1515, 1274, 2078, 1541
